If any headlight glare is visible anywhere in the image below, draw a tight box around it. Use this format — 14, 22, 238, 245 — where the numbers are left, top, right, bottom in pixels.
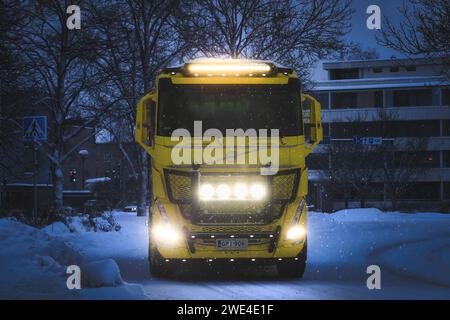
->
286, 225, 306, 241
199, 183, 215, 200
234, 183, 248, 200
198, 180, 267, 201
217, 184, 231, 199
152, 223, 182, 246
250, 183, 266, 200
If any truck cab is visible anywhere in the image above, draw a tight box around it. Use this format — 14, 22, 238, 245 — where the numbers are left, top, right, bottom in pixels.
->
136, 58, 322, 278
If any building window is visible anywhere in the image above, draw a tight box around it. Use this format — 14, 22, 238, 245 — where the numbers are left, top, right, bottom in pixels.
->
443, 120, 450, 136
384, 120, 440, 137
331, 90, 382, 109
372, 67, 382, 73
443, 151, 450, 167
330, 68, 359, 80
311, 92, 329, 109
393, 89, 432, 107
394, 151, 440, 168
331, 122, 382, 138
390, 67, 399, 72
104, 151, 112, 164
322, 123, 330, 137
443, 88, 450, 105
306, 153, 329, 170
398, 182, 440, 201
444, 182, 450, 200
405, 66, 416, 72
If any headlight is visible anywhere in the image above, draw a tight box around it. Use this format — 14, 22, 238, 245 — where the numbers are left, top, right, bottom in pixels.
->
199, 183, 215, 200
234, 183, 248, 200
217, 184, 231, 199
152, 223, 182, 246
198, 181, 267, 201
286, 225, 306, 241
250, 183, 266, 200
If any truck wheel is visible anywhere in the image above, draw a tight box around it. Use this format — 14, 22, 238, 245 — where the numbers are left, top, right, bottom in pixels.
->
276, 240, 307, 278
148, 240, 177, 278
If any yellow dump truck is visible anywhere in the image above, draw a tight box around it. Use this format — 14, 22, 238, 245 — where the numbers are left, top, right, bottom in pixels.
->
135, 59, 322, 278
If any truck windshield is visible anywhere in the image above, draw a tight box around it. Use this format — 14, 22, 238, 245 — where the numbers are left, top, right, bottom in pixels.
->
157, 78, 302, 137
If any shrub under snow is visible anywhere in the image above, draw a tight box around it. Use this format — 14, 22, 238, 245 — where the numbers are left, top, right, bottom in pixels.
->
64, 212, 121, 233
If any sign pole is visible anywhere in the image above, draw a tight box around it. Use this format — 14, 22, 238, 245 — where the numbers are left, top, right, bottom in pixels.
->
33, 138, 38, 223
23, 115, 47, 222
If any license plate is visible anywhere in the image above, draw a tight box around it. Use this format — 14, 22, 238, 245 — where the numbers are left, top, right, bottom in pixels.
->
216, 239, 248, 250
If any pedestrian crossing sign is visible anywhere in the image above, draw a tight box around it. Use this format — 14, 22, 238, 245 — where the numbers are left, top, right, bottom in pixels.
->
23, 116, 47, 141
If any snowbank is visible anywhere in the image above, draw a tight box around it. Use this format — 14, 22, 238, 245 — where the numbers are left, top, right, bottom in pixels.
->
308, 208, 450, 295
42, 222, 70, 235
82, 259, 124, 288
0, 217, 146, 299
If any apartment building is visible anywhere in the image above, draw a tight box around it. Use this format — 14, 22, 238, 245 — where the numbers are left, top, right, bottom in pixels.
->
309, 57, 450, 211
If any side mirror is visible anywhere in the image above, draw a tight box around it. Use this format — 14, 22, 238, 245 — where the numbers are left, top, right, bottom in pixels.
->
135, 93, 156, 155
301, 94, 323, 155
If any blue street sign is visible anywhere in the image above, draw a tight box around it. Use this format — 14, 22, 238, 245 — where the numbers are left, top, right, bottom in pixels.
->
353, 136, 361, 144
362, 137, 382, 145
23, 116, 47, 141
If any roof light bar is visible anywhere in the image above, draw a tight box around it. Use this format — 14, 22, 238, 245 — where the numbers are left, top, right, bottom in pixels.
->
186, 60, 271, 75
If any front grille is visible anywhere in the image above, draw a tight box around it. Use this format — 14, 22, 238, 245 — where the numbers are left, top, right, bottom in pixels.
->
190, 224, 274, 233
165, 169, 195, 203
272, 171, 298, 202
164, 168, 300, 223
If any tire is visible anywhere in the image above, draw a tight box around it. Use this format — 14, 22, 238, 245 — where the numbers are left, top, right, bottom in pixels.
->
276, 240, 307, 278
148, 239, 177, 278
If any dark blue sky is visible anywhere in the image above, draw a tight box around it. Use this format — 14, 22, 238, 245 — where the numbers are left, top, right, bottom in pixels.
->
313, 0, 409, 80
348, 0, 406, 58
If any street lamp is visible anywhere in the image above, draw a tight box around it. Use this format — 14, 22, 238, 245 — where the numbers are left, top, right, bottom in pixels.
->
78, 149, 89, 190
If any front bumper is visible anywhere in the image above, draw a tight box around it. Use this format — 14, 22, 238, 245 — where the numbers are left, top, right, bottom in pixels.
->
155, 229, 306, 260
151, 195, 308, 260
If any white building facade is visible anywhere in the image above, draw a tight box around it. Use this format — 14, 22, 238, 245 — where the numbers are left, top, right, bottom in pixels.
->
309, 58, 450, 211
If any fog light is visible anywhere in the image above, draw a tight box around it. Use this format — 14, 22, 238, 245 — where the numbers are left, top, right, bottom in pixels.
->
199, 183, 215, 200
152, 223, 182, 246
217, 184, 231, 199
250, 183, 266, 200
286, 225, 306, 241
234, 183, 248, 200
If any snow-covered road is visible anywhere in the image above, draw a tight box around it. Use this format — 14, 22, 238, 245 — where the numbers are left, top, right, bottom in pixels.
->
1, 208, 449, 299
134, 209, 450, 299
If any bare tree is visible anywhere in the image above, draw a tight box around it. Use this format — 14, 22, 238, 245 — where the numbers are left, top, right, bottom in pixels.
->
377, 110, 430, 210
336, 42, 380, 60
325, 139, 382, 208
380, 138, 428, 210
13, 1, 114, 210
378, 0, 450, 78
174, 0, 353, 82
325, 110, 431, 210
0, 1, 30, 181
90, 0, 188, 216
